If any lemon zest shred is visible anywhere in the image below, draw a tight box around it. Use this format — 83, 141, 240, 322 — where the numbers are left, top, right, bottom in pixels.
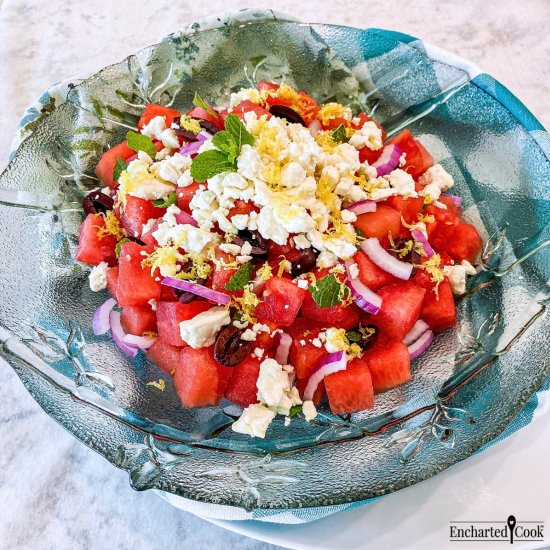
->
142, 331, 158, 339
232, 288, 259, 324
96, 210, 125, 240
316, 103, 352, 125
178, 115, 202, 134
146, 379, 166, 391
256, 262, 272, 282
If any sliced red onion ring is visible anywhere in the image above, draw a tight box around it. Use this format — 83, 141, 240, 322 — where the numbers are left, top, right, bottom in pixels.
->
442, 193, 462, 207
175, 211, 198, 227
275, 333, 292, 365
109, 310, 138, 357
403, 319, 430, 346
161, 277, 230, 305
345, 200, 377, 216
344, 260, 382, 314
407, 330, 434, 361
197, 130, 212, 141
372, 144, 402, 176
123, 333, 156, 350
361, 238, 413, 280
179, 140, 204, 156
411, 229, 435, 258
303, 351, 347, 401
308, 119, 322, 136
92, 298, 116, 335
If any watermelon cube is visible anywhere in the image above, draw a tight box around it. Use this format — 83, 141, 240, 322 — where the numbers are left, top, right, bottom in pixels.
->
138, 103, 180, 130
174, 346, 232, 407
156, 301, 211, 347
209, 250, 239, 294
387, 129, 433, 180
146, 339, 180, 374
419, 278, 457, 331
76, 213, 118, 266
324, 357, 374, 414
301, 291, 359, 330
177, 182, 200, 214
121, 306, 157, 335
117, 241, 161, 307
364, 341, 411, 393
354, 250, 399, 291
445, 223, 483, 264
116, 196, 166, 239
224, 356, 262, 407
95, 141, 135, 189
289, 331, 328, 380
255, 277, 307, 327
386, 195, 424, 226
106, 266, 119, 298
354, 205, 402, 243
364, 281, 426, 341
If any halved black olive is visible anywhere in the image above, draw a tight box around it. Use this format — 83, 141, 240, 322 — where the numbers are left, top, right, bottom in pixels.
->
174, 128, 199, 142
214, 325, 252, 366
268, 105, 306, 126
233, 230, 269, 257
82, 190, 114, 215
290, 247, 318, 277
198, 119, 220, 135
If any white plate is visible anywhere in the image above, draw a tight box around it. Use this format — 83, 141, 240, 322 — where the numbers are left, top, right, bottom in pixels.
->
208, 411, 550, 550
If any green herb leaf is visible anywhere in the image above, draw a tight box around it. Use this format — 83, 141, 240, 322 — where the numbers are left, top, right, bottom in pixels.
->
190, 149, 236, 182
345, 330, 362, 342
115, 238, 131, 258
225, 113, 255, 149
289, 405, 302, 418
332, 124, 349, 144
211, 131, 239, 162
308, 274, 343, 308
225, 262, 255, 291
153, 192, 177, 208
126, 130, 157, 157
193, 92, 216, 117
112, 157, 128, 182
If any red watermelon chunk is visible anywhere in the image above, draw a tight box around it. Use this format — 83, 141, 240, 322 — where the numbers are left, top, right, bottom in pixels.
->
177, 182, 200, 214
209, 250, 240, 295
140, 218, 162, 246
116, 196, 166, 239
174, 346, 232, 407
324, 357, 374, 414
354, 250, 399, 291
385, 195, 425, 227
146, 339, 180, 374
296, 378, 326, 404
364, 281, 426, 341
106, 266, 119, 298
387, 129, 433, 180
224, 356, 262, 407
255, 277, 307, 327
95, 141, 135, 189
76, 213, 118, 266
121, 306, 157, 335
138, 104, 180, 130
156, 301, 211, 347
301, 291, 359, 330
364, 341, 411, 393
117, 241, 161, 307
445, 223, 483, 264
419, 277, 457, 332
354, 205, 402, 243
289, 332, 328, 380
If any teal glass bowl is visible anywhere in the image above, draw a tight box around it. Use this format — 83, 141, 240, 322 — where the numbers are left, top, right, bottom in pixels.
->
1, 12, 549, 512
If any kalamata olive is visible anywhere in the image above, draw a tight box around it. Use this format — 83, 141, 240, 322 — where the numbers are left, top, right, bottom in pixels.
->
290, 248, 318, 277
268, 105, 306, 126
233, 230, 269, 257
389, 237, 421, 273
174, 128, 199, 141
214, 325, 252, 366
198, 119, 220, 135
82, 190, 114, 215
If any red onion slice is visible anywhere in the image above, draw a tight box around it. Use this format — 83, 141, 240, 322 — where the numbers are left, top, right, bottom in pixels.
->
161, 277, 231, 305
303, 351, 347, 401
411, 229, 435, 258
179, 140, 204, 156
442, 193, 462, 207
92, 298, 116, 335
407, 330, 434, 360
123, 333, 156, 350
109, 310, 138, 357
275, 333, 292, 365
345, 200, 377, 216
308, 119, 322, 136
403, 319, 430, 346
361, 238, 413, 280
372, 144, 402, 176
175, 211, 198, 227
344, 260, 382, 314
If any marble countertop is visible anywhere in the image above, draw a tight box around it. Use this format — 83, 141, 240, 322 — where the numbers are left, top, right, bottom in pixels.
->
0, 1, 548, 549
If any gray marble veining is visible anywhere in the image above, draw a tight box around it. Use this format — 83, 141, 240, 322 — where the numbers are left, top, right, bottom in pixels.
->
0, 1, 549, 549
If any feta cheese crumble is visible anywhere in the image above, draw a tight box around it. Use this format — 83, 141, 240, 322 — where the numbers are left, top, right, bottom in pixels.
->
179, 307, 230, 349
89, 261, 108, 292
444, 260, 477, 294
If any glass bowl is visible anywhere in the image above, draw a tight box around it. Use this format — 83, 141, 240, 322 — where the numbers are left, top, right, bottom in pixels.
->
1, 12, 549, 512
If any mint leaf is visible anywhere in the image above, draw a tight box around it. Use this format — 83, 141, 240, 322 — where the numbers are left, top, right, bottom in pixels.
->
309, 274, 344, 308
153, 192, 177, 208
289, 405, 302, 418
115, 238, 131, 258
193, 92, 216, 117
126, 130, 157, 157
345, 329, 362, 342
224, 113, 254, 150
225, 262, 255, 291
211, 131, 239, 162
190, 149, 235, 182
112, 157, 128, 181
332, 124, 348, 144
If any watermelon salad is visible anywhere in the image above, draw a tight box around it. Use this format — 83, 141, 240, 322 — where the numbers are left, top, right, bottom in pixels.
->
78, 82, 483, 438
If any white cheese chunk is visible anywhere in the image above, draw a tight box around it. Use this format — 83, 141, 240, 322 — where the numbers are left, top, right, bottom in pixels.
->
179, 306, 230, 348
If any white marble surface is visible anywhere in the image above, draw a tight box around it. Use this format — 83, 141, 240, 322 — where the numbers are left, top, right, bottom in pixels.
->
0, 1, 549, 549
